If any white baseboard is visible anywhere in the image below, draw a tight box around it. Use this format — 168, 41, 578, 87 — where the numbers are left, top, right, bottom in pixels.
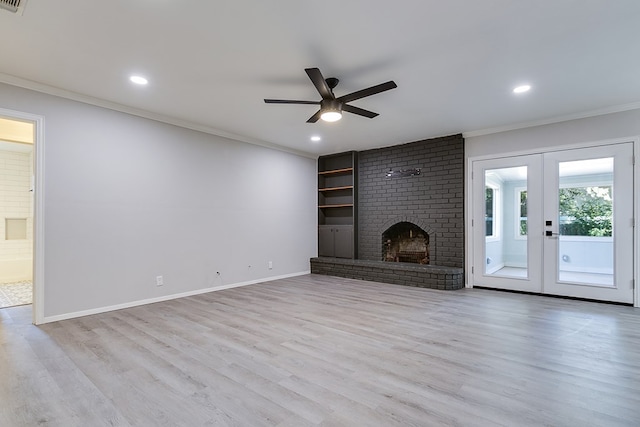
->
559, 266, 613, 275
39, 270, 310, 324
485, 262, 505, 275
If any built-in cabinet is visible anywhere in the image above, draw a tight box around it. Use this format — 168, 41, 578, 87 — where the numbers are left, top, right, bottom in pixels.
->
318, 151, 357, 258
318, 225, 354, 258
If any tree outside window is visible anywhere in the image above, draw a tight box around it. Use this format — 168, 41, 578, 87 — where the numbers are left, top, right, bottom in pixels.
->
518, 189, 527, 236
485, 186, 494, 237
559, 186, 612, 236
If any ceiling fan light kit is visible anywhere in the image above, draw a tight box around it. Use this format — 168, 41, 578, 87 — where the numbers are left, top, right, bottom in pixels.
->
264, 67, 397, 123
320, 111, 342, 122
319, 99, 343, 122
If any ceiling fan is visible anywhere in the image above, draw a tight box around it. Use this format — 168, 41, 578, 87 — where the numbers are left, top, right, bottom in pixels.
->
264, 68, 397, 123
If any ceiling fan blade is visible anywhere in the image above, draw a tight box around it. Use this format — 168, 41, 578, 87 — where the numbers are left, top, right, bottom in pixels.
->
307, 110, 322, 123
337, 81, 397, 104
264, 99, 319, 104
305, 68, 334, 100
342, 104, 379, 119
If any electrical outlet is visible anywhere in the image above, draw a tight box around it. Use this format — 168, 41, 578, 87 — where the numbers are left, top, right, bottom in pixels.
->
268, 261, 273, 269
156, 275, 163, 286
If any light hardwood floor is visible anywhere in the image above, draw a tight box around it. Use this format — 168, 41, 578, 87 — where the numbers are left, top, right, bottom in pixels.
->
1, 274, 639, 426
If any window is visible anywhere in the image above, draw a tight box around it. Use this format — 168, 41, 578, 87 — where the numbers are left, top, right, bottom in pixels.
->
515, 187, 527, 238
559, 185, 612, 237
484, 182, 500, 241
485, 186, 494, 237
558, 158, 613, 238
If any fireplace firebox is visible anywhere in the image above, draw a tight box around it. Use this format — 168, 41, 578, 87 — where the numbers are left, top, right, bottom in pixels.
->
382, 222, 429, 264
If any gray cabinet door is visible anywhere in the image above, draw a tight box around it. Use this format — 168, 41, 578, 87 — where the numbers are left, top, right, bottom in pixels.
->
318, 226, 335, 257
318, 225, 354, 258
333, 225, 353, 258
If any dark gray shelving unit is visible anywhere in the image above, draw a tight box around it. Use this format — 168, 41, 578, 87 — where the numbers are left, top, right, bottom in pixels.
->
318, 151, 358, 258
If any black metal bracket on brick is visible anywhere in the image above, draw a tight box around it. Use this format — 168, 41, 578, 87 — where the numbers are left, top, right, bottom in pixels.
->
385, 168, 421, 178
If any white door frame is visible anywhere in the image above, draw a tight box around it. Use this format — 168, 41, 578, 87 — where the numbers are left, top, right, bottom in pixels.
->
466, 136, 640, 308
0, 108, 45, 324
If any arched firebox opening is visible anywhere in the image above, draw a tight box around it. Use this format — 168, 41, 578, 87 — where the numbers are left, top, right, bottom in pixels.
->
382, 222, 429, 264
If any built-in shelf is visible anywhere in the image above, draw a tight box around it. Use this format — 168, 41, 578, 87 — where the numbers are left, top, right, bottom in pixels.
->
318, 151, 358, 259
318, 167, 353, 175
319, 203, 354, 209
318, 185, 354, 192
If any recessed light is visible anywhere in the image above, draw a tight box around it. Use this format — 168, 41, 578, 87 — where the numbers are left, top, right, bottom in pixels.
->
310, 136, 321, 142
130, 75, 148, 85
513, 84, 531, 94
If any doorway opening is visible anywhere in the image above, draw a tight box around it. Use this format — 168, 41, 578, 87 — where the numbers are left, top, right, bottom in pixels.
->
0, 116, 34, 309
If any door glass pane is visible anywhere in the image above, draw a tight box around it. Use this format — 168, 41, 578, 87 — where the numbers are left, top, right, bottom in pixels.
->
484, 166, 528, 278
557, 158, 613, 286
485, 187, 494, 236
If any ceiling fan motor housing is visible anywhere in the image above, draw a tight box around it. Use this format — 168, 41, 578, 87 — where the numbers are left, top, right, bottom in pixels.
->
321, 99, 342, 113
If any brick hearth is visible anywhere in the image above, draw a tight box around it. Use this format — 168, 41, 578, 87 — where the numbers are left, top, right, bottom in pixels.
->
310, 257, 464, 290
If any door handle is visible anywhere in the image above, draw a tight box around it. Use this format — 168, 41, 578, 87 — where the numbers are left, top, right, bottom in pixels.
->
545, 230, 559, 236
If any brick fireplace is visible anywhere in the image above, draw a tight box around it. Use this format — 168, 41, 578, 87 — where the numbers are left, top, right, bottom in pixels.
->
311, 134, 465, 290
358, 134, 464, 268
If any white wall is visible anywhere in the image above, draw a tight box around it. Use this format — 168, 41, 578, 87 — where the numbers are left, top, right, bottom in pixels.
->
502, 180, 527, 268
558, 238, 612, 274
0, 83, 317, 320
484, 240, 503, 273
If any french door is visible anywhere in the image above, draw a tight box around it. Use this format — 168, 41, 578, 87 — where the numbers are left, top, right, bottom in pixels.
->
472, 142, 634, 303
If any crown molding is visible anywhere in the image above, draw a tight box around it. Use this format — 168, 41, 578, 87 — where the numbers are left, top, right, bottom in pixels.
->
0, 72, 316, 159
5, 71, 638, 156
463, 101, 640, 139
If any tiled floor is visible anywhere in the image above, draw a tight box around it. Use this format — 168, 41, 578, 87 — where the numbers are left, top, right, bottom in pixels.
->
0, 281, 32, 309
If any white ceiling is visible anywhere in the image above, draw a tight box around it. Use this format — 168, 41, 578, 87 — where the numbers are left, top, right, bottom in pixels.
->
1, 1, 639, 157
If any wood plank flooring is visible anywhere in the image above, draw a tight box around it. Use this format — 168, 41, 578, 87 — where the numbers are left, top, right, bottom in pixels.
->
1, 274, 640, 426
